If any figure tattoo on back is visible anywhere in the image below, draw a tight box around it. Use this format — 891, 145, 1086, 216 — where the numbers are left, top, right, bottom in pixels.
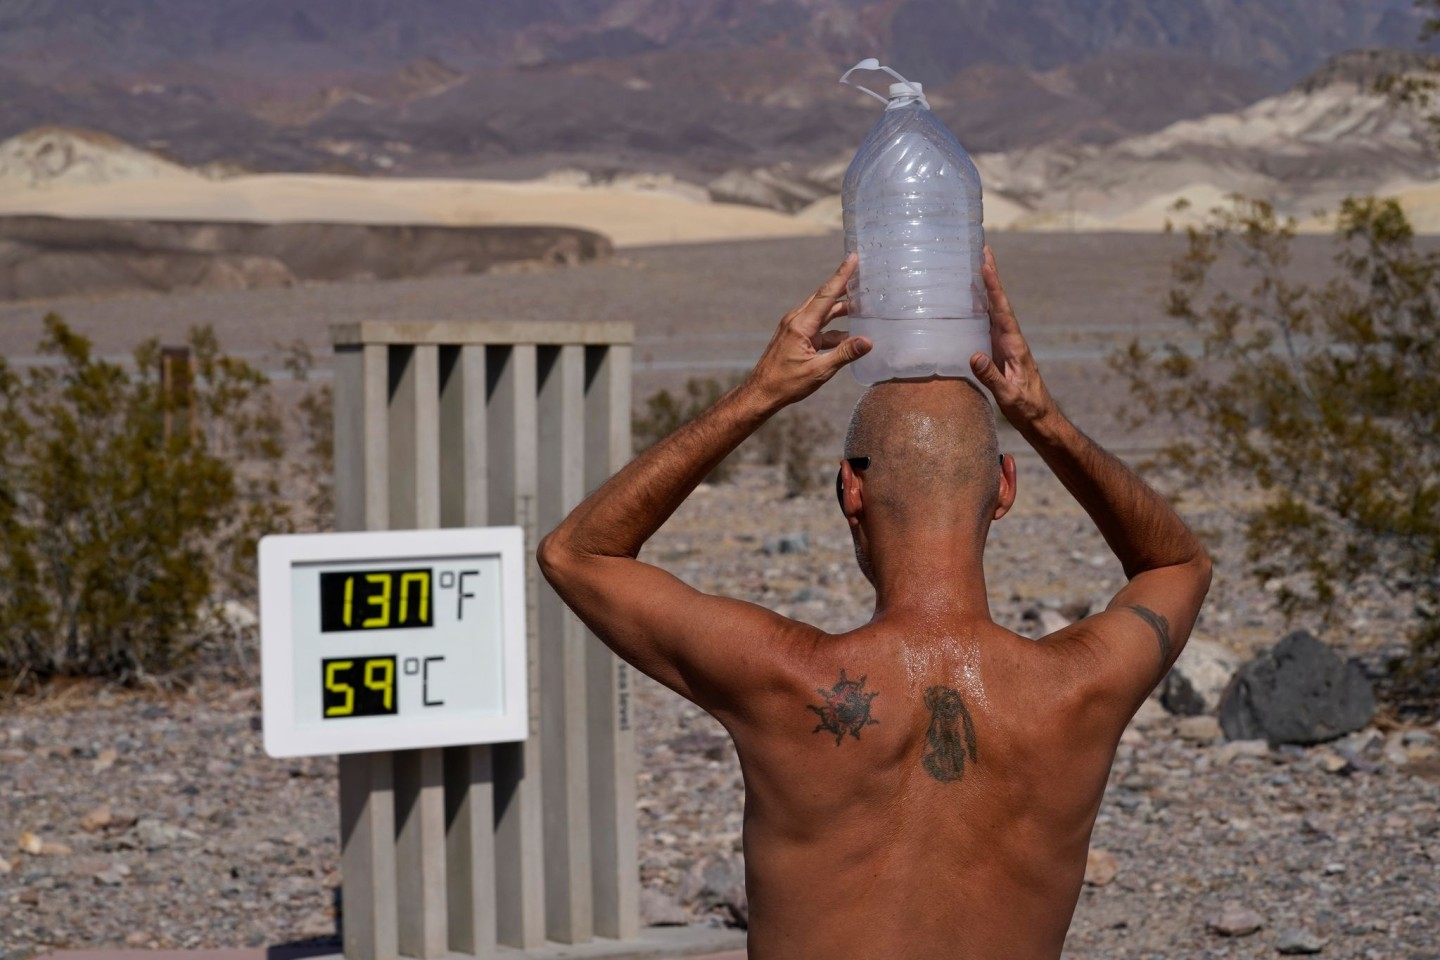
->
1124, 604, 1173, 679
922, 686, 978, 783
808, 669, 880, 745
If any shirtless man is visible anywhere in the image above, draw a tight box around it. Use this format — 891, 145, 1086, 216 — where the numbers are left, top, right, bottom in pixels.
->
538, 249, 1211, 959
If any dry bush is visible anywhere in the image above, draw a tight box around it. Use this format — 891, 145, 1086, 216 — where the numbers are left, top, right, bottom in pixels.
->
1111, 198, 1439, 697
0, 316, 328, 685
634, 376, 834, 494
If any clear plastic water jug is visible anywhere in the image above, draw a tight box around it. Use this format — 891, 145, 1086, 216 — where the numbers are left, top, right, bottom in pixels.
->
840, 59, 989, 385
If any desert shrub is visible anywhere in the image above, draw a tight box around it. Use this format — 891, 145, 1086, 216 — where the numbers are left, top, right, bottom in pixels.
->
1110, 198, 1439, 683
0, 316, 305, 682
633, 377, 739, 484
282, 340, 336, 528
755, 408, 832, 496
633, 376, 834, 493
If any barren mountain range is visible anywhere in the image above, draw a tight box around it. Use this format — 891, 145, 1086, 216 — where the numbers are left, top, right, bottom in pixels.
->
0, 0, 1431, 179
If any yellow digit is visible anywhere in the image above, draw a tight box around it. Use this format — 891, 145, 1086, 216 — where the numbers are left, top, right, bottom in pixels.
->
343, 576, 354, 627
325, 661, 355, 716
364, 658, 394, 711
400, 572, 429, 625
363, 573, 391, 628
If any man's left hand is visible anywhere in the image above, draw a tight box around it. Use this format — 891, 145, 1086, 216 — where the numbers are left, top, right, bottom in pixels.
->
744, 254, 871, 410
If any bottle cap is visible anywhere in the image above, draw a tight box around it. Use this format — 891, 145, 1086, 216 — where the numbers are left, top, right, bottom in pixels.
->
839, 59, 929, 109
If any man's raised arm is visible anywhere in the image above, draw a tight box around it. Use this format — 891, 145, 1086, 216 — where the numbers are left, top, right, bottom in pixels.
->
969, 248, 1211, 706
537, 256, 870, 712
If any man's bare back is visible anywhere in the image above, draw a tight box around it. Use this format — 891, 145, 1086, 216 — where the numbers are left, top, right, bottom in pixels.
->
729, 618, 1127, 959
539, 249, 1210, 958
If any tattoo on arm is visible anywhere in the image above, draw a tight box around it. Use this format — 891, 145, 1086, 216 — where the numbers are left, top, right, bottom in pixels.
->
922, 686, 978, 783
1125, 604, 1173, 679
807, 669, 880, 745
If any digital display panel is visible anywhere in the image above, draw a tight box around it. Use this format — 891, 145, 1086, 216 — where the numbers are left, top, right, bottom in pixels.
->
319, 568, 433, 632
259, 527, 529, 758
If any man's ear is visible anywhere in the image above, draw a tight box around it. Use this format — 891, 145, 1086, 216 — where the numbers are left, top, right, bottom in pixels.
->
993, 453, 1017, 521
838, 458, 864, 526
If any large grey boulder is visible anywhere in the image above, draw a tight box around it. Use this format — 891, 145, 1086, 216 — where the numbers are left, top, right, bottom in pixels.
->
1218, 631, 1375, 745
1160, 637, 1242, 716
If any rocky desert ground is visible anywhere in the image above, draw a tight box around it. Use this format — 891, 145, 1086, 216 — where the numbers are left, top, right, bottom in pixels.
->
2, 232, 1437, 959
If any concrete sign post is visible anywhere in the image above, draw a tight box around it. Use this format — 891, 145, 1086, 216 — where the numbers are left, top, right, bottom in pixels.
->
274, 320, 639, 960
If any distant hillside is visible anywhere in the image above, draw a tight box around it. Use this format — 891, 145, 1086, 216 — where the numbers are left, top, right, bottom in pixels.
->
973, 49, 1440, 230
741, 51, 1440, 233
10, 45, 1439, 241
0, 0, 1431, 181
0, 0, 1424, 85
0, 127, 198, 188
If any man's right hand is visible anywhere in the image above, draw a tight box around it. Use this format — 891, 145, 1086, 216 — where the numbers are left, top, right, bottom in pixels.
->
969, 247, 1058, 433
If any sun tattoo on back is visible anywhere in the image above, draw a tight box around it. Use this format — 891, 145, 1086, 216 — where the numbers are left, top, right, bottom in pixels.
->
807, 669, 880, 746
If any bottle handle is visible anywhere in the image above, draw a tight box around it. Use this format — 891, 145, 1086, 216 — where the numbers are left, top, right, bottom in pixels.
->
839, 58, 926, 108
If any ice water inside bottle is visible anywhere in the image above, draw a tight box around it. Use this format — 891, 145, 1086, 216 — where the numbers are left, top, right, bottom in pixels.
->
842, 96, 989, 385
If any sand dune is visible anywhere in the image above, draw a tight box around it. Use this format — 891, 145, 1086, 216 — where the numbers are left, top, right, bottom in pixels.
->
0, 171, 829, 248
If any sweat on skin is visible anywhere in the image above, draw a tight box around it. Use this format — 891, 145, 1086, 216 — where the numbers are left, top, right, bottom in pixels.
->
538, 250, 1211, 960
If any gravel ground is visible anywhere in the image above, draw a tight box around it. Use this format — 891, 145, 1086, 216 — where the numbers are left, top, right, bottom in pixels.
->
3, 463, 1437, 960
2, 234, 1437, 957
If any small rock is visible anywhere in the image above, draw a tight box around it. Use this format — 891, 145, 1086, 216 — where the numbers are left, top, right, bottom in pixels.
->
762, 533, 809, 555
17, 831, 43, 855
680, 853, 746, 912
1207, 901, 1264, 937
39, 840, 73, 856
1037, 608, 1073, 635
94, 863, 130, 886
1019, 606, 1073, 638
1176, 715, 1222, 742
667, 732, 731, 762
1161, 638, 1242, 716
1334, 728, 1383, 760
1059, 599, 1092, 622
725, 884, 749, 928
67, 855, 109, 875
1402, 729, 1436, 748
93, 748, 118, 772
1214, 739, 1270, 766
1407, 744, 1437, 762
1084, 848, 1118, 886
131, 818, 197, 851
1316, 752, 1351, 774
0, 854, 11, 874
640, 887, 691, 926
80, 803, 113, 833
294, 908, 335, 938
1130, 698, 1170, 729
1275, 927, 1328, 954
1159, 671, 1206, 717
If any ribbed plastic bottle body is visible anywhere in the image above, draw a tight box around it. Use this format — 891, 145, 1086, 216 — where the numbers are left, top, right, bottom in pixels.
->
843, 100, 988, 385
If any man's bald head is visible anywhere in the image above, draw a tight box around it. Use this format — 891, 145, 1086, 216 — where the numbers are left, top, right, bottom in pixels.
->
844, 378, 1001, 532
